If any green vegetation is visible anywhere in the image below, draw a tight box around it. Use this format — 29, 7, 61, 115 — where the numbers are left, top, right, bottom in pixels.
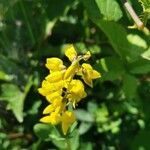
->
0, 0, 150, 149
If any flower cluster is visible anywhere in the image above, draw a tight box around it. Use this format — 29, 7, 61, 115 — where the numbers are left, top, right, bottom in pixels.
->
38, 45, 101, 135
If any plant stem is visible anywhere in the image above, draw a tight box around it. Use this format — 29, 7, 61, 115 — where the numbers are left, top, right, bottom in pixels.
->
121, 0, 144, 29
66, 137, 71, 150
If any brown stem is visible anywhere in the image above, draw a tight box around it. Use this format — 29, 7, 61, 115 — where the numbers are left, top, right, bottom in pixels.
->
7, 132, 33, 141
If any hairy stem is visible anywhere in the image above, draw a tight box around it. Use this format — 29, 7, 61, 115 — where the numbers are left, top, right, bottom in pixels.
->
121, 0, 144, 29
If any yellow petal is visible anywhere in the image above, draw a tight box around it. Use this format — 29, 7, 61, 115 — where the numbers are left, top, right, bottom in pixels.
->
92, 70, 101, 79
65, 44, 77, 61
64, 62, 79, 80
38, 87, 49, 96
68, 80, 87, 104
49, 80, 65, 92
82, 64, 93, 83
45, 57, 65, 72
40, 112, 61, 125
53, 98, 62, 107
45, 71, 63, 83
62, 122, 69, 135
43, 105, 54, 114
61, 111, 76, 135
46, 92, 62, 103
70, 80, 86, 97
82, 75, 93, 87
40, 116, 51, 123
82, 63, 93, 70
49, 112, 61, 125
81, 63, 100, 87
41, 80, 51, 87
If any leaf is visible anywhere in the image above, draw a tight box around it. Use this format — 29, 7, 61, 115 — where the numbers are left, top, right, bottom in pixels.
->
142, 47, 150, 60
139, 0, 150, 11
128, 59, 150, 74
100, 56, 125, 81
34, 124, 66, 149
96, 21, 132, 58
122, 74, 138, 99
34, 123, 52, 140
81, 0, 101, 23
78, 122, 92, 135
0, 77, 32, 122
82, 0, 128, 57
79, 142, 93, 150
0, 71, 12, 81
69, 130, 80, 150
45, 0, 74, 20
75, 109, 95, 122
127, 34, 147, 49
87, 101, 98, 114
0, 84, 24, 122
51, 128, 79, 150
95, 0, 122, 21
132, 130, 150, 150
82, 0, 146, 60
127, 34, 148, 60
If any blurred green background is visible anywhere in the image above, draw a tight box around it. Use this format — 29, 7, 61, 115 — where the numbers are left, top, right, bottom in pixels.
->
0, 0, 150, 149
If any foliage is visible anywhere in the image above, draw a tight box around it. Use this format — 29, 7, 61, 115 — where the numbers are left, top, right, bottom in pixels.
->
0, 0, 150, 149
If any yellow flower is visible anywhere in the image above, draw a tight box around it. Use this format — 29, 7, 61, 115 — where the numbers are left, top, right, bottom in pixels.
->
46, 91, 62, 103
65, 44, 77, 62
38, 80, 52, 96
61, 111, 76, 135
43, 98, 64, 114
63, 61, 79, 80
83, 51, 91, 61
40, 111, 61, 125
67, 80, 87, 107
45, 57, 65, 72
38, 80, 64, 99
81, 63, 101, 87
38, 44, 101, 135
45, 71, 64, 83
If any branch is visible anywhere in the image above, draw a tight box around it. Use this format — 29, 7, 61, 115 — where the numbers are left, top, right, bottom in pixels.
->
121, 0, 144, 29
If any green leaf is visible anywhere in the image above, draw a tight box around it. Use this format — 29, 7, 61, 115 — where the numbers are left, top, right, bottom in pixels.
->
0, 77, 32, 122
79, 142, 93, 150
83, 0, 146, 60
100, 56, 125, 81
95, 0, 122, 21
0, 71, 12, 81
127, 34, 147, 49
127, 34, 148, 61
97, 21, 131, 58
78, 122, 92, 135
69, 130, 80, 150
96, 104, 109, 123
87, 101, 98, 114
132, 130, 150, 150
0, 55, 22, 77
142, 47, 150, 60
122, 74, 138, 99
139, 0, 150, 11
81, 0, 101, 23
129, 59, 150, 74
34, 124, 66, 149
34, 123, 52, 140
75, 109, 95, 122
82, 0, 128, 57
0, 84, 25, 122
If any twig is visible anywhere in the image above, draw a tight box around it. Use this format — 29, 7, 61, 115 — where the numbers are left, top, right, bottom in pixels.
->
8, 132, 33, 141
121, 0, 144, 29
